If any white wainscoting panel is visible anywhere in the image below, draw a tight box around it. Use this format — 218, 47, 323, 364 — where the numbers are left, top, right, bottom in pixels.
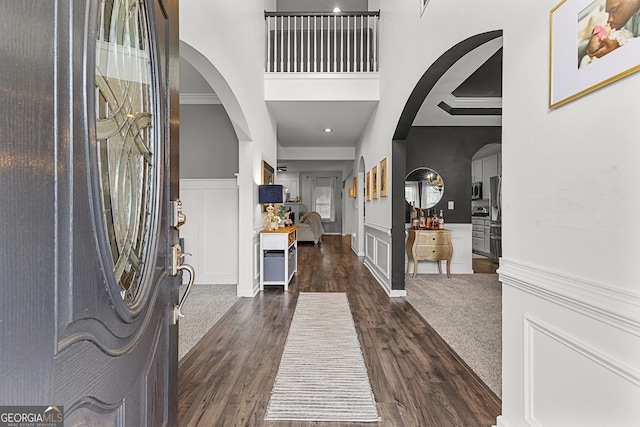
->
524, 315, 640, 427
363, 225, 397, 295
500, 258, 640, 427
179, 179, 238, 285
404, 224, 473, 275
365, 233, 376, 263
375, 238, 390, 279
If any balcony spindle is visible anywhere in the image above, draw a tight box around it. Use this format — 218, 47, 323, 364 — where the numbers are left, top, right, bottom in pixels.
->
366, 15, 370, 72
265, 11, 379, 74
280, 17, 284, 73
373, 16, 377, 71
360, 15, 364, 72
307, 16, 311, 72
266, 16, 271, 72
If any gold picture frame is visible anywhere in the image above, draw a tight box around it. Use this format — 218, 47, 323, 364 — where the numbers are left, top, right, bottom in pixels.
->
379, 157, 388, 197
262, 160, 274, 185
365, 171, 371, 201
549, 0, 640, 108
261, 160, 274, 212
371, 165, 378, 199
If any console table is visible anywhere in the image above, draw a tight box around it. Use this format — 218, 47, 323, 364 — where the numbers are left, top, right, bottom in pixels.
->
406, 229, 453, 278
260, 225, 297, 290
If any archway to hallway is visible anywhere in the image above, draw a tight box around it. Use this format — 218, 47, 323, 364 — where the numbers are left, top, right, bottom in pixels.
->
176, 41, 250, 359
391, 30, 504, 397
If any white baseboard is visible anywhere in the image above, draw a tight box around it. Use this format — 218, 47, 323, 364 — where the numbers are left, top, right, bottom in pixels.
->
494, 415, 512, 427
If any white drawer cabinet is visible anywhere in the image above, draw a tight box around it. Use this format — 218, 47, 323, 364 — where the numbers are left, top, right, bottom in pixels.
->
260, 226, 297, 291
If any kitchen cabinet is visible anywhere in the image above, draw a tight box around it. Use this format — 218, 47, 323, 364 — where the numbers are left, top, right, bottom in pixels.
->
472, 159, 483, 183
472, 217, 490, 256
482, 155, 498, 200
275, 174, 299, 201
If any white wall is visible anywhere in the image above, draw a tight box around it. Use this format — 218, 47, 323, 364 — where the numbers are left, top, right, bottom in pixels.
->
351, 0, 502, 289
180, 0, 278, 296
499, 1, 640, 426
354, 0, 503, 228
179, 179, 239, 285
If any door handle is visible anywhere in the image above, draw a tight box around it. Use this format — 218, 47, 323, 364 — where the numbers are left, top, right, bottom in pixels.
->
170, 243, 195, 324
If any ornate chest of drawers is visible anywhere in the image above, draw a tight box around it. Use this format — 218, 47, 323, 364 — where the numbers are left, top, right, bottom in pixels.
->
406, 229, 453, 278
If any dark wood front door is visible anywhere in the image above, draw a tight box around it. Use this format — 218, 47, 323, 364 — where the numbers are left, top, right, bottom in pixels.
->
0, 0, 181, 425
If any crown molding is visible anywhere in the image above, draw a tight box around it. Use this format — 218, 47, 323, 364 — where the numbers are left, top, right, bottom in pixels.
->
179, 93, 221, 104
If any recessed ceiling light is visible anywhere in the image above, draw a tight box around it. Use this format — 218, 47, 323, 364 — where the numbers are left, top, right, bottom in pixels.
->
333, 7, 341, 13
323, 128, 333, 133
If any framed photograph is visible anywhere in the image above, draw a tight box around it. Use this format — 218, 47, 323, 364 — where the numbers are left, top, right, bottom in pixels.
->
262, 160, 274, 185
372, 165, 378, 199
366, 171, 371, 201
419, 0, 431, 17
379, 157, 388, 197
550, 0, 640, 108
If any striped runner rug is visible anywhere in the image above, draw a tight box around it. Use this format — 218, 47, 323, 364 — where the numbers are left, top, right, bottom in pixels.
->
265, 292, 380, 422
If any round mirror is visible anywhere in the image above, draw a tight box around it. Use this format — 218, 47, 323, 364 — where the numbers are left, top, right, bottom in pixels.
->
405, 167, 444, 210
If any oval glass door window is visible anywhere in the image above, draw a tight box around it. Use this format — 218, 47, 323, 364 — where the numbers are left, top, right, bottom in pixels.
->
95, 0, 159, 305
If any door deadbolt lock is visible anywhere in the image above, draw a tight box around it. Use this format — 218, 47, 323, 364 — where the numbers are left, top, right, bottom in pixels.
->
171, 199, 187, 229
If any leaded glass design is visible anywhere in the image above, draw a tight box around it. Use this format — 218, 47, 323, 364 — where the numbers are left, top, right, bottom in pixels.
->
95, 0, 157, 305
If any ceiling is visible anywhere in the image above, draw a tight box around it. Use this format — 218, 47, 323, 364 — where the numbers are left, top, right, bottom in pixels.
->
267, 101, 379, 148
180, 8, 503, 174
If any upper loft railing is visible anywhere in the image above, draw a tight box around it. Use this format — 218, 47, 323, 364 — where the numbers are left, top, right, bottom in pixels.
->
264, 11, 380, 73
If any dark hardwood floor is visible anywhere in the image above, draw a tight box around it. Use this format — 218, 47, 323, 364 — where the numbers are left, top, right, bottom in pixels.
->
178, 235, 501, 427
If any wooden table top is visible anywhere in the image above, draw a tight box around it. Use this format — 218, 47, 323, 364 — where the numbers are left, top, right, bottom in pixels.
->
260, 225, 298, 233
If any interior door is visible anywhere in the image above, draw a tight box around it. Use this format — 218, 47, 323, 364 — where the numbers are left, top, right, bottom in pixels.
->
0, 1, 183, 426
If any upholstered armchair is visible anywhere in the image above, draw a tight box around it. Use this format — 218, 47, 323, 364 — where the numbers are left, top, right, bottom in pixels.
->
297, 212, 324, 244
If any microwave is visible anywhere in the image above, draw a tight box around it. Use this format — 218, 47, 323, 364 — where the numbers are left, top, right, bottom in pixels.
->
472, 181, 483, 200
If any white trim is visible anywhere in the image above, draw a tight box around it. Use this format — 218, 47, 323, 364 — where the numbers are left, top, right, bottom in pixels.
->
364, 221, 391, 236
500, 258, 640, 336
390, 289, 407, 297
254, 242, 261, 281
494, 416, 513, 427
363, 259, 406, 298
265, 72, 380, 81
179, 92, 221, 104
442, 93, 502, 109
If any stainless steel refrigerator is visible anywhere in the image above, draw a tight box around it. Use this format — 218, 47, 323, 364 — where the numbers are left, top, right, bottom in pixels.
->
489, 175, 502, 261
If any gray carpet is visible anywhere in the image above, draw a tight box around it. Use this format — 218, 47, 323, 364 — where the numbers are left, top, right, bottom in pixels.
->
178, 284, 239, 360
405, 273, 502, 398
265, 292, 379, 422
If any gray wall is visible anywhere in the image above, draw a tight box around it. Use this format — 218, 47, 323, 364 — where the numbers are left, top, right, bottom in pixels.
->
406, 126, 501, 223
179, 104, 238, 179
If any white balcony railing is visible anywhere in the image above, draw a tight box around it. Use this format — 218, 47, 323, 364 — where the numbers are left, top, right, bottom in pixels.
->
265, 11, 380, 73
